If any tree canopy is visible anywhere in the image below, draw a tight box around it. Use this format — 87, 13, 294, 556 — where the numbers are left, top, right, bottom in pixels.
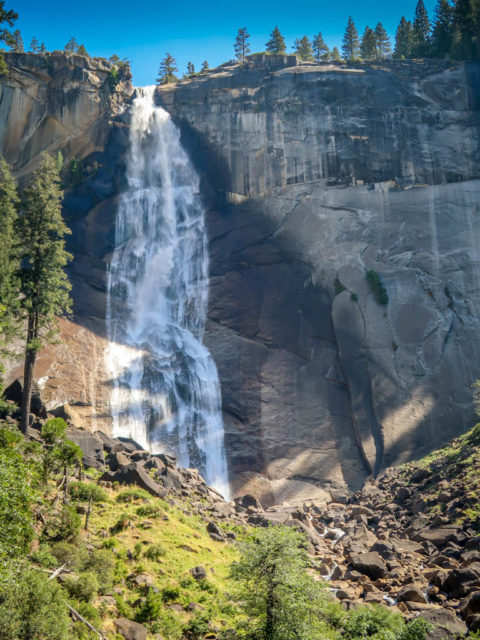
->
266, 26, 286, 54
234, 27, 250, 61
342, 16, 360, 60
156, 53, 178, 84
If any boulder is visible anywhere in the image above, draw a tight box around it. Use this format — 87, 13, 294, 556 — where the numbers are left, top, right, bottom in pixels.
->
441, 566, 480, 597
206, 521, 225, 541
459, 591, 480, 617
114, 618, 148, 640
397, 584, 427, 604
100, 463, 167, 498
190, 566, 207, 581
234, 494, 263, 511
5, 378, 47, 417
418, 608, 467, 640
350, 552, 387, 580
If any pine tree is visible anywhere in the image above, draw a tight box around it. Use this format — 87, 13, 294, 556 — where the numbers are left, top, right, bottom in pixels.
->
0, 1, 17, 74
412, 0, 431, 56
29, 37, 39, 53
431, 0, 455, 57
342, 16, 360, 61
266, 26, 286, 54
156, 53, 178, 85
39, 42, 46, 54
293, 35, 314, 60
312, 32, 329, 61
453, 0, 479, 59
374, 22, 392, 58
394, 16, 414, 58
201, 60, 209, 71
0, 157, 20, 373
330, 46, 342, 61
77, 44, 88, 56
234, 27, 250, 61
64, 36, 78, 53
361, 26, 377, 59
10, 29, 23, 52
186, 61, 195, 76
16, 153, 72, 433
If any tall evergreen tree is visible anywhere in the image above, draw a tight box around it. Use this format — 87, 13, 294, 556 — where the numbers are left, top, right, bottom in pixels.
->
394, 16, 414, 58
156, 53, 178, 84
39, 42, 46, 53
374, 22, 392, 58
0, 0, 17, 74
265, 26, 286, 54
342, 16, 360, 60
77, 43, 88, 56
186, 61, 195, 76
293, 35, 314, 60
201, 60, 209, 71
431, 0, 455, 57
330, 46, 342, 61
10, 29, 23, 52
412, 0, 431, 56
64, 36, 78, 53
453, 0, 479, 59
361, 26, 377, 59
234, 27, 250, 61
29, 37, 39, 53
16, 153, 72, 433
312, 32, 329, 61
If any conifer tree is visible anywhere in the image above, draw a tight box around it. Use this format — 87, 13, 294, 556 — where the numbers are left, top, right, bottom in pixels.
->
39, 42, 46, 53
10, 29, 23, 52
330, 46, 342, 61
29, 37, 39, 53
201, 60, 209, 71
394, 16, 414, 58
431, 0, 455, 57
234, 27, 250, 61
293, 35, 314, 60
342, 16, 360, 60
64, 36, 78, 53
312, 32, 329, 61
156, 53, 178, 84
77, 43, 88, 56
0, 0, 17, 74
16, 153, 72, 433
412, 0, 431, 56
453, 0, 479, 59
361, 26, 377, 59
266, 26, 286, 54
186, 61, 195, 76
374, 22, 392, 58
0, 158, 20, 390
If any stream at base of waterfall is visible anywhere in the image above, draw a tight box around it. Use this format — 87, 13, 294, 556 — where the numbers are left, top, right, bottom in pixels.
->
105, 86, 230, 500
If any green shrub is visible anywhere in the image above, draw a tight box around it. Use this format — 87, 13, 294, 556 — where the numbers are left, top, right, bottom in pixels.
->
183, 613, 211, 637
366, 270, 389, 305
84, 549, 115, 594
343, 605, 404, 639
71, 601, 101, 627
63, 571, 99, 602
135, 588, 163, 622
47, 504, 81, 541
111, 512, 131, 533
116, 488, 151, 503
30, 544, 58, 568
51, 541, 85, 570
41, 418, 67, 445
399, 618, 432, 640
0, 568, 70, 639
136, 504, 162, 517
144, 543, 166, 561
149, 609, 183, 640
114, 594, 134, 618
161, 585, 181, 602
70, 481, 107, 503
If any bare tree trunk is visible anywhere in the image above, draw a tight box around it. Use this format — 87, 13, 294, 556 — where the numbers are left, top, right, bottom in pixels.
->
20, 312, 38, 434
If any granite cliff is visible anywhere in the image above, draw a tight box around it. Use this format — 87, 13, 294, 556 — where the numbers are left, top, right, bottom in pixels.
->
2, 53, 480, 505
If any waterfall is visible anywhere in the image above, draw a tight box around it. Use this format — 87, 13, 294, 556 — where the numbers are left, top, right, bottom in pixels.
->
105, 86, 230, 500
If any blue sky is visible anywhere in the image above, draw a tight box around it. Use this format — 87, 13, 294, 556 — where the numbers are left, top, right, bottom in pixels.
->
12, 0, 438, 86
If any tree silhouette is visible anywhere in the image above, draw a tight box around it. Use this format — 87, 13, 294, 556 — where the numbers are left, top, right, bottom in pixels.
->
156, 53, 178, 85
374, 22, 391, 58
361, 26, 377, 59
394, 16, 414, 58
342, 16, 360, 60
412, 0, 431, 56
313, 32, 329, 61
234, 27, 250, 61
294, 36, 314, 60
266, 26, 286, 54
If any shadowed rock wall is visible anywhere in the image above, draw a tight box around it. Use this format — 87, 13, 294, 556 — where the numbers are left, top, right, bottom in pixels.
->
158, 59, 480, 505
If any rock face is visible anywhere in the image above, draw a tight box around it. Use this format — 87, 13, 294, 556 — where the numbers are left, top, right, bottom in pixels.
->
2, 54, 480, 504
158, 58, 480, 503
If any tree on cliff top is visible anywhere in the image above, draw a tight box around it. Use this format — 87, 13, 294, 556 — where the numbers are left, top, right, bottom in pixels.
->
342, 16, 360, 60
394, 16, 414, 58
9, 28, 23, 52
0, 1, 18, 74
156, 53, 178, 84
16, 153, 72, 433
374, 22, 392, 58
234, 27, 250, 61
431, 0, 455, 58
361, 26, 377, 59
294, 36, 314, 60
64, 36, 78, 53
412, 0, 431, 56
313, 32, 329, 61
266, 26, 286, 54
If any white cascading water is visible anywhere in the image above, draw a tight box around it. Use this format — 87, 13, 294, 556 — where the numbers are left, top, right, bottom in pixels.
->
105, 86, 230, 499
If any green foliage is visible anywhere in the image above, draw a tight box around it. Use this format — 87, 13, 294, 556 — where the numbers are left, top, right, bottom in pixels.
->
161, 585, 181, 602
136, 587, 163, 622
64, 36, 78, 53
361, 26, 377, 59
313, 32, 329, 61
0, 447, 36, 557
330, 46, 342, 61
108, 66, 119, 88
342, 16, 360, 60
70, 481, 107, 502
30, 544, 58, 568
116, 487, 151, 502
136, 503, 162, 517
157, 52, 178, 84
232, 525, 329, 640
394, 17, 414, 58
343, 605, 432, 640
84, 548, 115, 593
51, 541, 85, 570
374, 23, 391, 58
234, 27, 251, 61
266, 26, 286, 55
431, 0, 455, 57
367, 270, 389, 305
63, 571, 99, 602
41, 417, 67, 444
144, 542, 166, 561
294, 36, 314, 60
0, 1, 18, 75
412, 0, 431, 56
0, 568, 70, 639
47, 504, 81, 541
9, 28, 23, 52
69, 158, 83, 185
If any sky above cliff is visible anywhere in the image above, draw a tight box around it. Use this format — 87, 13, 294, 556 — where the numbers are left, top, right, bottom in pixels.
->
13, 0, 437, 85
